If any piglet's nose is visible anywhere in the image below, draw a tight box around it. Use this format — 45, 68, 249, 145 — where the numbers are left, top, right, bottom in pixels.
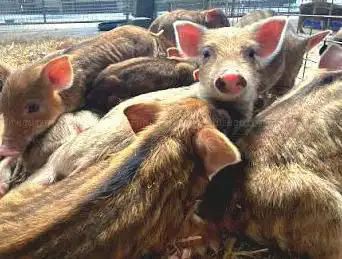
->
215, 74, 247, 95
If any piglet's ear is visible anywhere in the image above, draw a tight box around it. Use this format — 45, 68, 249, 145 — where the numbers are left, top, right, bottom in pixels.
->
194, 127, 241, 180
193, 69, 200, 81
167, 47, 183, 58
319, 44, 342, 70
124, 103, 162, 134
0, 64, 11, 84
203, 8, 220, 23
250, 17, 288, 65
174, 21, 207, 57
42, 55, 73, 91
306, 30, 331, 51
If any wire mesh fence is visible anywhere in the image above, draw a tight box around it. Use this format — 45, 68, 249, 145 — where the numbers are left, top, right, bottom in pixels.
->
0, 0, 341, 81
0, 0, 134, 24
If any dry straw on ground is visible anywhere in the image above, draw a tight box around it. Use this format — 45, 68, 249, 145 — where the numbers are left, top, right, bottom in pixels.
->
0, 36, 85, 68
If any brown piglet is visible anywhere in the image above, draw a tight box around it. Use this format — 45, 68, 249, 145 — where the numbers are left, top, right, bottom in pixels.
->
173, 17, 290, 123
0, 97, 241, 259
198, 47, 342, 259
173, 17, 331, 114
149, 8, 230, 46
23, 16, 291, 185
86, 56, 198, 113
0, 25, 172, 156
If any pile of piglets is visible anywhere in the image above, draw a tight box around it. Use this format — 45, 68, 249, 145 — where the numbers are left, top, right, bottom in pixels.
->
0, 7, 340, 259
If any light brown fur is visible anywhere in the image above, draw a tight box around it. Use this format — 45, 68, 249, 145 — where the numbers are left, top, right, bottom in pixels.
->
201, 16, 329, 114
0, 25, 173, 153
8, 110, 99, 188
200, 69, 342, 259
24, 86, 197, 185
0, 97, 240, 259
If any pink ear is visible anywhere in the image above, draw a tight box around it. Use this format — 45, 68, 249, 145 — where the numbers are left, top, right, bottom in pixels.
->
319, 44, 342, 70
0, 64, 11, 82
193, 69, 200, 81
252, 17, 287, 62
173, 21, 207, 57
167, 47, 183, 58
42, 56, 73, 91
307, 30, 331, 51
124, 103, 162, 134
204, 8, 220, 23
194, 127, 241, 180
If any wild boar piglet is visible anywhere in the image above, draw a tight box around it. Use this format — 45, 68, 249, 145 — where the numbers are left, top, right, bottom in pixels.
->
198, 45, 342, 259
86, 56, 198, 113
0, 97, 241, 259
0, 25, 172, 157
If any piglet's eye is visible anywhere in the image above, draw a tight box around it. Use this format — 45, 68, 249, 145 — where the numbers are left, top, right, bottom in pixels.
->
0, 81, 3, 91
25, 102, 40, 114
200, 47, 213, 63
245, 47, 256, 59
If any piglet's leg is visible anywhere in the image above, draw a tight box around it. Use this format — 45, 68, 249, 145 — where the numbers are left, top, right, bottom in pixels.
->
0, 156, 18, 197
168, 248, 192, 259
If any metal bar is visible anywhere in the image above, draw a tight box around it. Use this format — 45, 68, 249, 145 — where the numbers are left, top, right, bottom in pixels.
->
296, 14, 342, 19
42, 0, 47, 23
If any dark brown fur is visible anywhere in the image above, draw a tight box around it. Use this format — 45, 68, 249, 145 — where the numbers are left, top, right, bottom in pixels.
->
0, 98, 240, 259
234, 9, 276, 28
86, 56, 198, 113
199, 69, 342, 259
0, 25, 173, 153
149, 8, 229, 46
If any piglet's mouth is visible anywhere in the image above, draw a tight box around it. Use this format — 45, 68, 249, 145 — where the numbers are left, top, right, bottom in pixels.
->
0, 146, 21, 157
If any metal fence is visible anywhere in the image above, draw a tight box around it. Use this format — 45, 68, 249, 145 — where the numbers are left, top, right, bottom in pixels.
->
155, 0, 299, 17
0, 0, 341, 81
0, 0, 134, 24
0, 0, 298, 25
0, 0, 341, 27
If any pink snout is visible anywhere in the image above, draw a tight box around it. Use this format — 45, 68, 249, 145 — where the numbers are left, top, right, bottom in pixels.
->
214, 74, 247, 95
0, 145, 20, 157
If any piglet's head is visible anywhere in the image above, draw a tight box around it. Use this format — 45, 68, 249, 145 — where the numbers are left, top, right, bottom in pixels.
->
173, 17, 288, 102
124, 99, 241, 182
201, 8, 230, 28
0, 55, 73, 156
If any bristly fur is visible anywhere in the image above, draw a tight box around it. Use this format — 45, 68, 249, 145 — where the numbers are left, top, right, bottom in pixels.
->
86, 56, 197, 113
0, 25, 173, 154
92, 140, 152, 200
0, 97, 234, 259
199, 69, 342, 259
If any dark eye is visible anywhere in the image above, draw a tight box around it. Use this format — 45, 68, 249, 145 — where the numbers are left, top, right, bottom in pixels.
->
0, 80, 3, 91
245, 48, 256, 59
200, 47, 213, 63
25, 102, 40, 114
